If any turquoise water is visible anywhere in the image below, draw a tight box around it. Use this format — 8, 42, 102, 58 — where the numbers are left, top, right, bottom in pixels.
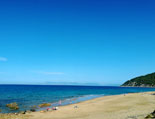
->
0, 85, 155, 113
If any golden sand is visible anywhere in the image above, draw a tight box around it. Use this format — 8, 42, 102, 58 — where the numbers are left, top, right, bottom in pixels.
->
29, 92, 155, 119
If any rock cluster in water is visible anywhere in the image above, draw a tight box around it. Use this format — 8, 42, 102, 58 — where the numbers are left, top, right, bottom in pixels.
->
3, 102, 53, 114
6, 102, 19, 110
4, 102, 51, 113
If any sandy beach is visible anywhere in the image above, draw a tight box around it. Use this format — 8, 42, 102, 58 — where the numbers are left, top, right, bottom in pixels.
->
1, 91, 155, 119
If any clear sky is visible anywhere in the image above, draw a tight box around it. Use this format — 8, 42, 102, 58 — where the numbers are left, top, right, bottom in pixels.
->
0, 0, 155, 85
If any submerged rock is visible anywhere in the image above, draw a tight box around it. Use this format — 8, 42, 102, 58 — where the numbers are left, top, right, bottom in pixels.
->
31, 105, 37, 109
39, 103, 51, 108
6, 102, 19, 110
30, 109, 36, 112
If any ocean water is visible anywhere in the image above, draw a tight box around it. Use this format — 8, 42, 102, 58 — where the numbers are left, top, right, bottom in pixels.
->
0, 85, 155, 113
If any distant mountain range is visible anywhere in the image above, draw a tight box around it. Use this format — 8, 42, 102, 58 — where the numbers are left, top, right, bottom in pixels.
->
122, 72, 155, 87
44, 81, 101, 86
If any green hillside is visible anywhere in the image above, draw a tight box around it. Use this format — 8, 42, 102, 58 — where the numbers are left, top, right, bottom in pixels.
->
122, 72, 155, 87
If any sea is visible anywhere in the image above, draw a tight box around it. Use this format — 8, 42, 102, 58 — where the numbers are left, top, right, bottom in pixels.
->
0, 85, 155, 113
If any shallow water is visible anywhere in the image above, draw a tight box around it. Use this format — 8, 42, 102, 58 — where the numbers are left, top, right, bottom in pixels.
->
0, 85, 155, 113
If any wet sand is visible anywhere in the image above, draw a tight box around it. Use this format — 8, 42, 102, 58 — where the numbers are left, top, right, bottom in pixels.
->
1, 91, 155, 119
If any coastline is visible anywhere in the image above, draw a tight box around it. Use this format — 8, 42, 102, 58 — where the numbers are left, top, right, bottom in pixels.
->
121, 86, 155, 88
1, 91, 155, 119
30, 91, 155, 119
1, 85, 155, 114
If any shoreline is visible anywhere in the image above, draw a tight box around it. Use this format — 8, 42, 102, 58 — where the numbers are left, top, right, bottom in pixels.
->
1, 91, 155, 119
1, 85, 155, 114
36, 94, 104, 112
30, 91, 155, 119
28, 91, 155, 119
121, 86, 155, 88
0, 94, 104, 114
0, 90, 152, 114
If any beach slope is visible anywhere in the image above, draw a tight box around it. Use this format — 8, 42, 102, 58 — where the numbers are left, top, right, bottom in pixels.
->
28, 92, 155, 119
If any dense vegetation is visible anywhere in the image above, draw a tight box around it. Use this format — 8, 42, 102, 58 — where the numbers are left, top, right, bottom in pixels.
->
122, 72, 155, 87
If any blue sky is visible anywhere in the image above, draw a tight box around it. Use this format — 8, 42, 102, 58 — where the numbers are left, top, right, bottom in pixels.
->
0, 0, 155, 85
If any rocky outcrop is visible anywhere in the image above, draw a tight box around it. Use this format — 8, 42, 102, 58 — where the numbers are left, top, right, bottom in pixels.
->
6, 102, 19, 110
38, 103, 51, 108
145, 110, 155, 119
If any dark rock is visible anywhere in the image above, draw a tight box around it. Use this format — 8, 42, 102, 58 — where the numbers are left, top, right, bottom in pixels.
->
145, 110, 155, 119
145, 114, 153, 118
30, 109, 36, 112
152, 110, 155, 113
19, 110, 26, 114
